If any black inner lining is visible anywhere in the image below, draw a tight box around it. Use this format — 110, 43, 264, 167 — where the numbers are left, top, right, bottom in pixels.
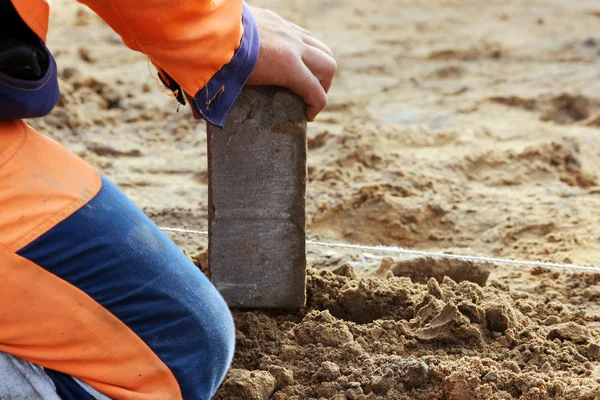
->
0, 0, 49, 80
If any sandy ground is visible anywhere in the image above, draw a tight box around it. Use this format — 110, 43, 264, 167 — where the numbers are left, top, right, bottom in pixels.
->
37, 0, 600, 398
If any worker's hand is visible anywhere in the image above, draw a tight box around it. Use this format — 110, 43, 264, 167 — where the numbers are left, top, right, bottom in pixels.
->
247, 6, 337, 122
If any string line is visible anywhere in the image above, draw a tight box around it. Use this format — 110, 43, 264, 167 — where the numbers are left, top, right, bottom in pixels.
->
159, 227, 600, 274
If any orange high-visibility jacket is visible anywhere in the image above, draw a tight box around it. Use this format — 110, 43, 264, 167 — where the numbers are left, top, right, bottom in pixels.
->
9, 0, 259, 127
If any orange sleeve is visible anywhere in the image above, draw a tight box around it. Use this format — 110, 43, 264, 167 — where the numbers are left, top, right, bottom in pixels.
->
77, 0, 260, 127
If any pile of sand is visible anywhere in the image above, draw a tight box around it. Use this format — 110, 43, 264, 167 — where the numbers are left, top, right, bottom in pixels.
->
210, 263, 600, 399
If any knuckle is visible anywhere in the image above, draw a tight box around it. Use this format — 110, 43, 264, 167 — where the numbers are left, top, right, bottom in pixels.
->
284, 44, 302, 61
283, 51, 302, 72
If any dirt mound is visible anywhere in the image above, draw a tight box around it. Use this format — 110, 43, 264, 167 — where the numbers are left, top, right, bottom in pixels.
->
309, 183, 456, 247
212, 264, 600, 400
373, 255, 494, 287
427, 43, 504, 61
488, 93, 600, 125
460, 138, 596, 188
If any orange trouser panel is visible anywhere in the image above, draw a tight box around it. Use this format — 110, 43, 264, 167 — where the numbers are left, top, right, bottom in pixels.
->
0, 121, 100, 252
0, 121, 182, 399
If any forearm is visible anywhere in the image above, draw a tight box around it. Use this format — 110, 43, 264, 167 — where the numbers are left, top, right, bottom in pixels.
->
77, 0, 259, 126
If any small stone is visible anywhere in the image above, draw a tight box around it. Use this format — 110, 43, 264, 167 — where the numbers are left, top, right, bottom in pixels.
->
497, 330, 515, 348
268, 365, 294, 389
295, 311, 354, 346
141, 82, 152, 93
219, 369, 276, 400
414, 296, 445, 326
332, 263, 357, 279
444, 371, 476, 400
345, 387, 364, 400
458, 302, 485, 324
484, 303, 515, 333
502, 360, 520, 373
75, 8, 91, 26
374, 257, 394, 277
281, 345, 298, 360
381, 320, 395, 330
415, 303, 483, 344
336, 375, 349, 389
547, 322, 590, 344
341, 341, 364, 357
370, 375, 391, 395
78, 47, 94, 63
540, 362, 552, 373
482, 372, 497, 382
543, 315, 561, 325
442, 276, 458, 288
586, 343, 600, 361
583, 37, 598, 48
60, 67, 80, 80
313, 361, 341, 382
314, 382, 339, 398
348, 381, 361, 388
573, 352, 587, 363
397, 358, 430, 389
427, 277, 443, 299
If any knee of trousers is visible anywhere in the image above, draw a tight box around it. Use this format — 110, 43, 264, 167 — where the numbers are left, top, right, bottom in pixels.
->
14, 175, 236, 399
0, 122, 235, 399
179, 282, 236, 395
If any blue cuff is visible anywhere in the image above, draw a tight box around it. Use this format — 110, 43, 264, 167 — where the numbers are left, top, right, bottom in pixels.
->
192, 3, 260, 128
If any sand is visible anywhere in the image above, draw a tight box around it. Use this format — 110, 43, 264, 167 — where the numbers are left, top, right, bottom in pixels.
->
210, 266, 600, 399
38, 0, 600, 398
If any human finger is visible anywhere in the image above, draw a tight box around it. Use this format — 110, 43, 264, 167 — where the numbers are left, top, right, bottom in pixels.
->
302, 45, 337, 93
301, 34, 334, 58
287, 63, 327, 121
